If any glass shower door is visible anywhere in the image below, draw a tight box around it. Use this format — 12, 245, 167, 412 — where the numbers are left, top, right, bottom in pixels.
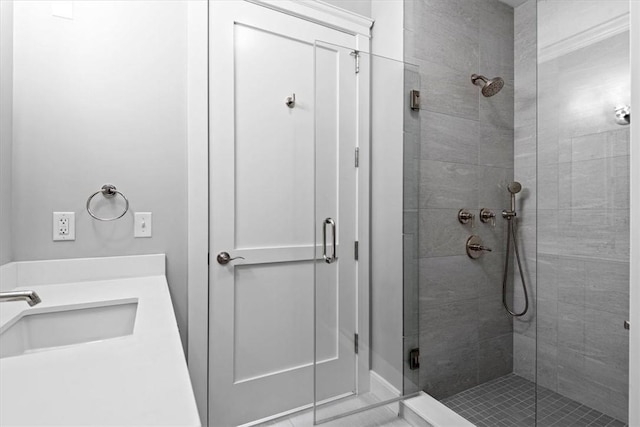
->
535, 1, 631, 424
313, 40, 421, 424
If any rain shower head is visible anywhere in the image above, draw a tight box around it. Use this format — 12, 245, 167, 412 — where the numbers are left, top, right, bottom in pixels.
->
507, 181, 522, 194
471, 74, 504, 97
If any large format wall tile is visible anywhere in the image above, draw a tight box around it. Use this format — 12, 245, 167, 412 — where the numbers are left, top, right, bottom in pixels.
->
421, 111, 478, 164
419, 255, 482, 306
569, 129, 630, 162
477, 166, 513, 209
419, 298, 480, 355
537, 340, 558, 391
478, 294, 513, 340
555, 209, 629, 260
419, 160, 479, 209
479, 121, 514, 168
558, 156, 629, 210
583, 259, 629, 316
478, 333, 513, 383
420, 344, 479, 400
513, 333, 535, 382
414, 0, 479, 72
419, 209, 469, 258
415, 59, 480, 121
584, 308, 629, 371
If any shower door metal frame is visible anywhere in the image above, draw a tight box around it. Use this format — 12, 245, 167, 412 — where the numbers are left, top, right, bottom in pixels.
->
629, 3, 640, 425
312, 39, 372, 414
312, 41, 423, 425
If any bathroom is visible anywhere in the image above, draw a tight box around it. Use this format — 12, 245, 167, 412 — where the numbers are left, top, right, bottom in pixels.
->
0, 0, 638, 426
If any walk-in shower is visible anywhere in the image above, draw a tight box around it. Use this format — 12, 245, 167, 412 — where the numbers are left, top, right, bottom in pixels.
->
412, 0, 632, 425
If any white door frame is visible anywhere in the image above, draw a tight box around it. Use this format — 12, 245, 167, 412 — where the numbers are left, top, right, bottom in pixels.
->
186, 2, 373, 425
186, 1, 209, 425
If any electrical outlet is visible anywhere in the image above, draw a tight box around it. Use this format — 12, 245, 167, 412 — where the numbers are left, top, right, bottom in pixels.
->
53, 212, 75, 241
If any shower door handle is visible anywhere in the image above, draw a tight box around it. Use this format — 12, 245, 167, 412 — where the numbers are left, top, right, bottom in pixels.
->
323, 218, 338, 264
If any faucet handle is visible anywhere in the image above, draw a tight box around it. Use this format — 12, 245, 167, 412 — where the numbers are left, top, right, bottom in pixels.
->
466, 235, 492, 259
458, 209, 475, 228
479, 208, 496, 227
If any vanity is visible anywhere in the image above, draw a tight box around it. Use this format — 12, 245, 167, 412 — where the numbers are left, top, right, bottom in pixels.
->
0, 254, 200, 426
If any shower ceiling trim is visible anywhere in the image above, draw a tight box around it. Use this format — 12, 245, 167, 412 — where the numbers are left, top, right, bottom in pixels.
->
538, 13, 629, 63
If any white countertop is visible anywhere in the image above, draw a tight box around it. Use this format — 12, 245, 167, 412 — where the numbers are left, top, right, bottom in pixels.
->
0, 255, 201, 426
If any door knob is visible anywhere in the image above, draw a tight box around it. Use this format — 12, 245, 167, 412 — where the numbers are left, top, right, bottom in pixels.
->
217, 252, 245, 265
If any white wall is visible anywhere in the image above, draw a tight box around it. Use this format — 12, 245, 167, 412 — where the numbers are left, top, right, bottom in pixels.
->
629, 3, 639, 425
0, 0, 13, 266
369, 0, 405, 392
10, 1, 189, 349
322, 0, 371, 18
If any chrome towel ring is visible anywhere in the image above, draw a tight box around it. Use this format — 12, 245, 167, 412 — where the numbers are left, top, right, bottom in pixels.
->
86, 184, 129, 221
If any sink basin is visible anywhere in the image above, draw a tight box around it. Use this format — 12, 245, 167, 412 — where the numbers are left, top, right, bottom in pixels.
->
0, 300, 138, 359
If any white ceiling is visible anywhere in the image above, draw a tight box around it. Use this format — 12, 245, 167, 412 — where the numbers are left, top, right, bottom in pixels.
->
498, 0, 528, 8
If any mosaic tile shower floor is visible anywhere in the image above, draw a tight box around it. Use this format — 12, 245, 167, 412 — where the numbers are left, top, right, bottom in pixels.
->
441, 374, 627, 427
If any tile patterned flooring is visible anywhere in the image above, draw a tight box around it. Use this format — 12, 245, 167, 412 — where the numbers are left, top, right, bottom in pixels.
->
441, 374, 628, 427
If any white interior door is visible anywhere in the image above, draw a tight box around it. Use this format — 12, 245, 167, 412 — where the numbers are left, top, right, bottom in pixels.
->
209, 2, 359, 426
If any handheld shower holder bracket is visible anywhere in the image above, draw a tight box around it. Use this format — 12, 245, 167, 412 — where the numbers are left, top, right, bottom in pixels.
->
502, 209, 517, 220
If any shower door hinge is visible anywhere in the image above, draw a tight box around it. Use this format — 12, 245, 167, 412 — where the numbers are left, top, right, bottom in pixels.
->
410, 90, 421, 111
354, 333, 359, 354
409, 348, 420, 370
354, 241, 359, 260
355, 147, 359, 167
350, 50, 360, 74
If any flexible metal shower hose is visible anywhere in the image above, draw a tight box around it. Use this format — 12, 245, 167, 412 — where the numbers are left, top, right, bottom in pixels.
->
502, 218, 529, 317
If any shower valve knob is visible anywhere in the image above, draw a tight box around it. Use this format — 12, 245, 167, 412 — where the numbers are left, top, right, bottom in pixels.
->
458, 209, 475, 228
480, 208, 496, 227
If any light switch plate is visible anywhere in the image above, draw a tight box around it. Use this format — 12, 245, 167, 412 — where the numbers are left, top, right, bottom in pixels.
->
134, 212, 152, 238
53, 212, 75, 241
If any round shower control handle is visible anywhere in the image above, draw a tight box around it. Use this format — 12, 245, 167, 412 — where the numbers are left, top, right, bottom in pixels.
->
217, 252, 245, 265
466, 235, 492, 259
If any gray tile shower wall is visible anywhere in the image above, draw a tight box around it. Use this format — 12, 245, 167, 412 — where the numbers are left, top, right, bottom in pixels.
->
404, 0, 515, 399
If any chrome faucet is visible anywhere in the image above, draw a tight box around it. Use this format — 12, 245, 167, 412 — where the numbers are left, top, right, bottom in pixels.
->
0, 290, 42, 306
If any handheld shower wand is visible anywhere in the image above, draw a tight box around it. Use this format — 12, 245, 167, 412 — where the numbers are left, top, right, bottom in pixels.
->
502, 181, 522, 219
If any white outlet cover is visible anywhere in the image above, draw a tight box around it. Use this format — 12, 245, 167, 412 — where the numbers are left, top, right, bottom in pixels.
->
134, 212, 152, 238
53, 212, 75, 241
